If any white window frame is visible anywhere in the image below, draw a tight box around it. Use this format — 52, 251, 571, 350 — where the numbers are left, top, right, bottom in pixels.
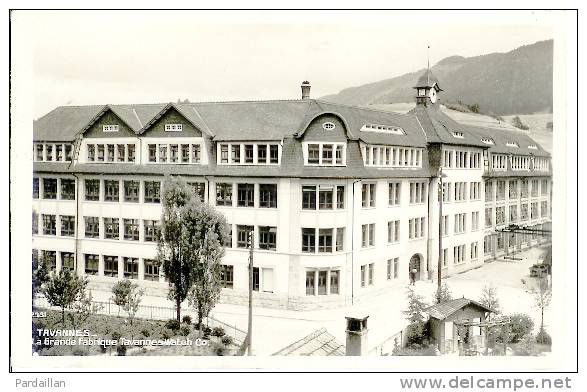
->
164, 124, 183, 132
103, 124, 119, 132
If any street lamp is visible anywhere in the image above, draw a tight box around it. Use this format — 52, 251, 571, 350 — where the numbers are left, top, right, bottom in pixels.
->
437, 167, 448, 299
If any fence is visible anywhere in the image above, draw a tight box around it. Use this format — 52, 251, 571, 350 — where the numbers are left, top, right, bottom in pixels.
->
34, 296, 247, 345
369, 328, 407, 356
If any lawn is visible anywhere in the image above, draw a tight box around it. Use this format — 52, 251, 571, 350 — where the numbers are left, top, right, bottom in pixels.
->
32, 308, 238, 356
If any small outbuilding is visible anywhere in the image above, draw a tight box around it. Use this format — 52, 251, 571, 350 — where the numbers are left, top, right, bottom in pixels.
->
424, 297, 494, 354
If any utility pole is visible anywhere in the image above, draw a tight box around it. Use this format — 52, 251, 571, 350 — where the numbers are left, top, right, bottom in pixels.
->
247, 230, 254, 356
437, 167, 445, 302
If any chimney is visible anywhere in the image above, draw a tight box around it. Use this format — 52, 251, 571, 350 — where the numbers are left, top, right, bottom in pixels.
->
301, 81, 311, 100
345, 315, 369, 356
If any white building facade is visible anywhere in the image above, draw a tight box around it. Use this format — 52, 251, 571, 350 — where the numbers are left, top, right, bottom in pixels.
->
32, 73, 552, 310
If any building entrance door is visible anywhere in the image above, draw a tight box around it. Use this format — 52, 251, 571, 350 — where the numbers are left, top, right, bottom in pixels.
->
409, 254, 421, 281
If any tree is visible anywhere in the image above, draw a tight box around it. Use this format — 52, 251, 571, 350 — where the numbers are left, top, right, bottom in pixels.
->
185, 201, 229, 329
32, 250, 50, 301
112, 279, 144, 327
68, 281, 103, 330
468, 103, 480, 113
512, 115, 530, 130
158, 177, 197, 322
434, 282, 452, 304
43, 268, 84, 324
403, 287, 429, 345
531, 277, 552, 342
479, 285, 501, 319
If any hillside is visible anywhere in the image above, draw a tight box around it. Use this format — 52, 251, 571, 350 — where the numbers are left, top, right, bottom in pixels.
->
321, 40, 553, 116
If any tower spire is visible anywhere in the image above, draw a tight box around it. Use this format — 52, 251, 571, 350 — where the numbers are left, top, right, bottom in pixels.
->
427, 45, 430, 84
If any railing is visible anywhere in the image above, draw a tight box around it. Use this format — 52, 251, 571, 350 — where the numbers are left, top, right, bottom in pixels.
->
369, 328, 406, 356
34, 296, 247, 345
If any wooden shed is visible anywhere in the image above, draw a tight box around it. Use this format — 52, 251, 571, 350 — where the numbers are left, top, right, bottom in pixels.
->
424, 298, 493, 354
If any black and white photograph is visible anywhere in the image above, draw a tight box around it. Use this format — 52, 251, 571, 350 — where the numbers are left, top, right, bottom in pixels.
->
6, 6, 580, 382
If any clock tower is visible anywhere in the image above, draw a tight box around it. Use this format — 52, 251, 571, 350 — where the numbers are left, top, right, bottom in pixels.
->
414, 69, 443, 107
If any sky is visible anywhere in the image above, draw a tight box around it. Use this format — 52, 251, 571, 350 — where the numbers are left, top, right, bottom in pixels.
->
17, 10, 554, 118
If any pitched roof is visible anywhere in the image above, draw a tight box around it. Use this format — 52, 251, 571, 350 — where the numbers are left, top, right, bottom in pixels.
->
34, 105, 105, 142
424, 298, 493, 320
272, 328, 345, 356
467, 125, 550, 157
414, 69, 441, 89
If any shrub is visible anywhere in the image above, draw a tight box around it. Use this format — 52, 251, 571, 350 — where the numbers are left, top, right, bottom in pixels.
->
512, 116, 530, 130
202, 326, 212, 336
165, 319, 181, 332
211, 326, 225, 337
111, 331, 122, 341
536, 328, 552, 345
515, 333, 536, 356
182, 315, 192, 325
116, 344, 127, 356
179, 325, 191, 337
161, 329, 171, 340
508, 313, 534, 343
221, 336, 233, 347
216, 347, 224, 356
141, 329, 150, 338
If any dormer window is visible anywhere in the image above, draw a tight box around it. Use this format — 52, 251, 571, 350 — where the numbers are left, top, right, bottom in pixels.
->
322, 122, 335, 130
481, 138, 494, 145
103, 124, 119, 132
361, 124, 405, 135
452, 131, 464, 139
528, 145, 538, 150
304, 142, 346, 166
165, 124, 183, 132
506, 142, 519, 148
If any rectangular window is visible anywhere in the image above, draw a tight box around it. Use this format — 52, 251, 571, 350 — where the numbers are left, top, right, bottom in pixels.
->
361, 223, 375, 247
541, 179, 548, 196
103, 124, 119, 132
84, 179, 100, 201
181, 144, 190, 163
531, 180, 539, 197
307, 144, 320, 164
302, 185, 317, 209
322, 144, 333, 165
192, 144, 201, 163
485, 208, 493, 227
61, 252, 75, 271
257, 144, 268, 164
336, 185, 345, 209
97, 144, 104, 162
123, 219, 139, 241
509, 205, 518, 222
144, 259, 160, 281
188, 182, 206, 202
368, 263, 375, 285
387, 259, 393, 280
43, 178, 57, 199
46, 144, 53, 161
104, 217, 119, 240
388, 182, 401, 205
253, 267, 260, 291
471, 242, 478, 260
220, 145, 229, 164
33, 178, 39, 199
259, 184, 277, 208
144, 181, 161, 203
87, 144, 95, 162
159, 145, 168, 162
472, 211, 480, 231
317, 270, 328, 295
60, 179, 75, 200
106, 144, 115, 162
394, 258, 399, 278
42, 214, 56, 235
330, 270, 340, 294
60, 215, 75, 236
32, 211, 38, 234
170, 144, 179, 163
541, 201, 548, 218
127, 144, 135, 162
269, 145, 279, 164
244, 145, 254, 163
36, 144, 44, 161
360, 265, 366, 288
123, 257, 138, 279
509, 180, 518, 199
318, 229, 333, 253
148, 144, 157, 162
236, 225, 253, 248
164, 124, 183, 132
237, 183, 254, 207
104, 255, 118, 277
85, 254, 99, 275
388, 220, 400, 243
116, 144, 126, 162
216, 183, 233, 206
306, 271, 315, 295
531, 202, 538, 220
485, 181, 493, 202
302, 228, 316, 253
362, 183, 376, 207
409, 182, 426, 204
318, 186, 334, 209
258, 226, 277, 251
231, 145, 241, 163
124, 181, 140, 202
521, 180, 529, 198
55, 144, 63, 161
224, 225, 233, 248
335, 227, 345, 252
104, 180, 119, 202
220, 265, 234, 288
84, 217, 99, 238
144, 220, 160, 242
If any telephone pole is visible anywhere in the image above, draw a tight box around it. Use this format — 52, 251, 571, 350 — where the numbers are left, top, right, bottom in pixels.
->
247, 230, 254, 355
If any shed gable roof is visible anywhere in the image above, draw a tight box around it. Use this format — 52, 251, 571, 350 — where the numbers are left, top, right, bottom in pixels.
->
424, 298, 493, 320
